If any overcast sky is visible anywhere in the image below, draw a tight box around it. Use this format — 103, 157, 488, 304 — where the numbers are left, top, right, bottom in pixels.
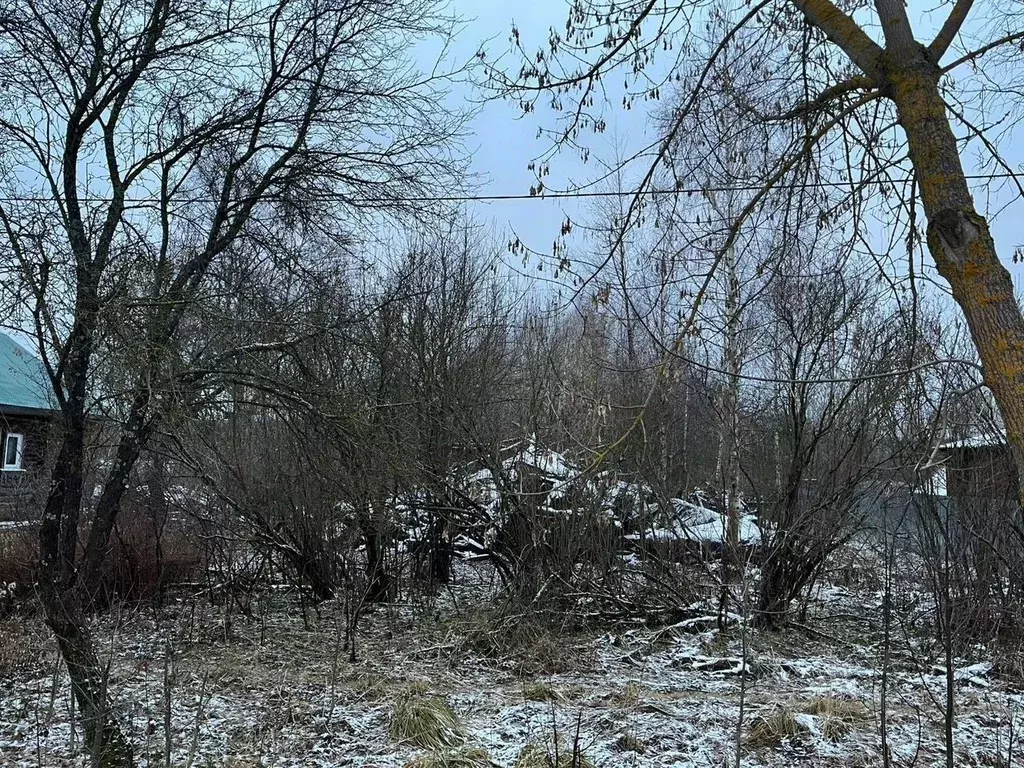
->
437, 2, 661, 278
445, 1, 1024, 289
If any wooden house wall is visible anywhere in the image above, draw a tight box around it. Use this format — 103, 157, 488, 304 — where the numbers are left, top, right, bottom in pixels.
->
944, 445, 1018, 503
0, 412, 50, 521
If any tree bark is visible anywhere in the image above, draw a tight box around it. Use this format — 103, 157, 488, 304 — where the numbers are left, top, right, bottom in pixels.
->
80, 390, 156, 589
40, 428, 135, 767
42, 597, 134, 768
362, 518, 393, 603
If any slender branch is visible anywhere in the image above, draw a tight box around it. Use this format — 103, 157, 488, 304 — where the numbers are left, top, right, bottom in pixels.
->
942, 30, 1024, 72
499, 0, 658, 93
758, 74, 874, 121
945, 100, 1024, 202
928, 0, 974, 63
590, 89, 883, 469
565, 0, 774, 304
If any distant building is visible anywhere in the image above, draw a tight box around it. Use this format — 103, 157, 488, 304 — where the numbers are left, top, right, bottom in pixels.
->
0, 333, 56, 520
938, 433, 1018, 504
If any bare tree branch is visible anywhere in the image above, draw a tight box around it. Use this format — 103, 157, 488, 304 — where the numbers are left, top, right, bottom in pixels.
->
790, 0, 884, 78
928, 0, 975, 63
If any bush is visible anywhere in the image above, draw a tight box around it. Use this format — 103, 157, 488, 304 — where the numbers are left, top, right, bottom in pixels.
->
456, 605, 592, 676
93, 509, 204, 603
0, 526, 36, 589
0, 618, 49, 678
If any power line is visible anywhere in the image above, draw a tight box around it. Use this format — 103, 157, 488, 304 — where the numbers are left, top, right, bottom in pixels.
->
0, 172, 1020, 205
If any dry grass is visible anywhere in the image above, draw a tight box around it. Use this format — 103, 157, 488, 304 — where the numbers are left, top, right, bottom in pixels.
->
522, 682, 563, 702
747, 706, 807, 748
801, 695, 867, 742
0, 618, 49, 678
801, 695, 865, 720
389, 689, 466, 749
975, 751, 1011, 767
514, 738, 596, 768
403, 745, 493, 768
347, 671, 390, 701
611, 680, 643, 707
407, 679, 432, 695
614, 732, 645, 753
456, 607, 593, 676
820, 715, 851, 742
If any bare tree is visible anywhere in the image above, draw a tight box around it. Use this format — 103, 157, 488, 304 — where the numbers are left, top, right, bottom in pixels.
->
497, 0, 1024, 503
745, 243, 914, 626
0, 1, 468, 764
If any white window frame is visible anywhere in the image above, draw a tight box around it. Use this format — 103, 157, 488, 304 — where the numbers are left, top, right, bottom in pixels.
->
2, 432, 24, 471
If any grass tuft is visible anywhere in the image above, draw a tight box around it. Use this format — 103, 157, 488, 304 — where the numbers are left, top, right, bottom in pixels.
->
614, 732, 645, 753
801, 695, 866, 742
389, 690, 466, 749
403, 745, 493, 768
522, 682, 563, 702
747, 706, 806, 748
820, 715, 851, 742
514, 738, 596, 768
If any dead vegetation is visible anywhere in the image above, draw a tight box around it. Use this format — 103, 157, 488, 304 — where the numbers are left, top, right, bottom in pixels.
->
609, 680, 643, 708
801, 694, 867, 742
403, 746, 494, 768
521, 683, 563, 702
456, 606, 594, 677
513, 738, 595, 768
746, 706, 807, 748
0, 617, 49, 679
390, 688, 466, 749
3, 584, 1023, 767
613, 732, 645, 754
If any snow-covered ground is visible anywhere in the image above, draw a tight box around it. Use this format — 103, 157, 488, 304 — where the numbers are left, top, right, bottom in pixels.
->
1, 565, 1021, 767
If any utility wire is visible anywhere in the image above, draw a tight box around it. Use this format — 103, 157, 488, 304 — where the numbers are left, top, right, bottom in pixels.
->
0, 172, 1020, 205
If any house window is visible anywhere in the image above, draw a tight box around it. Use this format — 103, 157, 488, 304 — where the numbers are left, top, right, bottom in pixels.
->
2, 433, 24, 471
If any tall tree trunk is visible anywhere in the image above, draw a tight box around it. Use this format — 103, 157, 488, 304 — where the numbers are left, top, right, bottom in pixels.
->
40, 425, 135, 768
361, 512, 393, 603
708, 190, 743, 575
37, 282, 135, 767
796, 0, 1024, 509
80, 391, 156, 589
884, 46, 1024, 508
43, 594, 134, 768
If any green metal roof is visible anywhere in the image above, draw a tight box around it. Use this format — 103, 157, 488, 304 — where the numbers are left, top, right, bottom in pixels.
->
0, 332, 54, 413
